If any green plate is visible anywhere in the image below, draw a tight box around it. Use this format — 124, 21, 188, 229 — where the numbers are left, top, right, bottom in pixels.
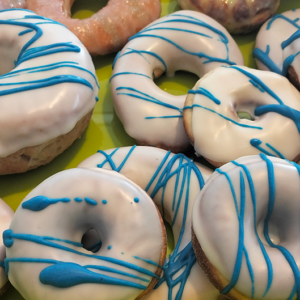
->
1, 0, 299, 298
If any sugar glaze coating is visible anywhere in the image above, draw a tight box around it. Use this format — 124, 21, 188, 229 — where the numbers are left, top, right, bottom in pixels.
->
111, 11, 244, 152
254, 9, 300, 90
79, 146, 221, 300
0, 9, 98, 158
183, 66, 300, 165
4, 168, 166, 300
193, 155, 300, 299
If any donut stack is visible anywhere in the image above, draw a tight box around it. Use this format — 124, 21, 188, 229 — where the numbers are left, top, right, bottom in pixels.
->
1, 1, 300, 300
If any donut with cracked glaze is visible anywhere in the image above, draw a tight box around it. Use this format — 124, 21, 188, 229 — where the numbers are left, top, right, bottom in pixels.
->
183, 65, 300, 166
177, 0, 280, 34
78, 145, 223, 300
253, 9, 300, 91
0, 198, 14, 295
110, 11, 244, 153
4, 168, 166, 300
192, 154, 300, 300
0, 9, 98, 174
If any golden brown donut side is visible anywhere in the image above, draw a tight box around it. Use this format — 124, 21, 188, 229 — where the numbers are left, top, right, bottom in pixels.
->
177, 0, 280, 34
0, 111, 93, 175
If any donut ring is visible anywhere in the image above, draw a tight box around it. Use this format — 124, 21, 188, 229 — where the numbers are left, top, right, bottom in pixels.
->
253, 9, 300, 91
192, 154, 300, 300
183, 66, 300, 166
78, 146, 221, 300
0, 198, 13, 294
26, 0, 161, 56
177, 0, 280, 34
111, 11, 244, 152
4, 168, 166, 300
0, 9, 98, 174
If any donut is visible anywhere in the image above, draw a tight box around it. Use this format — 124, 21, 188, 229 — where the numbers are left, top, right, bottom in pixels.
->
26, 0, 161, 56
0, 0, 26, 10
177, 0, 280, 34
183, 65, 300, 167
192, 154, 300, 300
0, 9, 98, 175
253, 9, 300, 91
4, 168, 167, 300
78, 145, 221, 300
0, 198, 14, 295
110, 11, 244, 153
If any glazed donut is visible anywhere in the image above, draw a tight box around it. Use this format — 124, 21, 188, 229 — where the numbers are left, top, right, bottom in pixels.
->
192, 154, 300, 300
111, 11, 244, 152
78, 146, 221, 300
0, 198, 14, 295
4, 168, 166, 300
253, 9, 300, 91
26, 0, 161, 56
0, 9, 98, 175
177, 0, 280, 34
183, 66, 300, 167
0, 0, 26, 10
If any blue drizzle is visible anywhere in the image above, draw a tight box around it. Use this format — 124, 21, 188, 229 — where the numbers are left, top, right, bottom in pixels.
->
250, 139, 285, 159
188, 87, 220, 104
22, 196, 70, 211
96, 146, 205, 300
84, 198, 97, 206
253, 13, 300, 77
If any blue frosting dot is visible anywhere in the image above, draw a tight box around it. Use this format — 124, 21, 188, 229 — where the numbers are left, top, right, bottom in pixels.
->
3, 229, 14, 248
134, 198, 139, 203
102, 200, 107, 204
107, 245, 112, 250
121, 252, 124, 255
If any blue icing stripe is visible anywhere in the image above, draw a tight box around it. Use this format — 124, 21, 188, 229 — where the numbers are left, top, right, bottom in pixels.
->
74, 197, 82, 202
250, 139, 286, 159
84, 198, 97, 206
110, 72, 151, 82
40, 262, 147, 289
22, 196, 70, 211
19, 29, 33, 36
188, 87, 221, 104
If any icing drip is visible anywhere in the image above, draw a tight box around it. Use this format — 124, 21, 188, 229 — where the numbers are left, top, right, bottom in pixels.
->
95, 146, 206, 300
253, 10, 300, 77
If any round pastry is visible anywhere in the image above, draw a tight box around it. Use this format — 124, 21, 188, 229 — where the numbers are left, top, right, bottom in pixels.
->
26, 0, 161, 56
192, 154, 300, 300
253, 9, 300, 91
78, 145, 221, 300
183, 65, 300, 167
111, 11, 244, 153
0, 198, 14, 295
177, 0, 280, 34
4, 168, 166, 300
0, 9, 98, 175
0, 0, 26, 9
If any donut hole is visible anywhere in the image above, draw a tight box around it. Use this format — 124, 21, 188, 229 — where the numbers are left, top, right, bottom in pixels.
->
0, 37, 20, 75
71, 0, 108, 19
234, 101, 260, 121
154, 71, 199, 96
165, 222, 175, 256
81, 228, 102, 253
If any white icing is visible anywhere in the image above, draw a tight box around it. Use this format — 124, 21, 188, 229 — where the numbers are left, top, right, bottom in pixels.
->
0, 9, 98, 157
78, 146, 220, 300
110, 11, 244, 151
192, 155, 300, 299
185, 66, 300, 164
255, 9, 300, 80
6, 168, 165, 300
0, 198, 14, 290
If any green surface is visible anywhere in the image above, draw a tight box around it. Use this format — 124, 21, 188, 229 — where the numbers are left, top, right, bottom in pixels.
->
1, 0, 299, 298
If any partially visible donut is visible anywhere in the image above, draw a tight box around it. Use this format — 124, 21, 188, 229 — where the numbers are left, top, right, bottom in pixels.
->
0, 198, 14, 295
254, 9, 300, 91
183, 66, 300, 167
0, 9, 98, 174
0, 0, 26, 10
177, 0, 280, 34
27, 0, 161, 55
111, 11, 244, 152
4, 168, 166, 300
78, 146, 221, 300
192, 154, 300, 300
